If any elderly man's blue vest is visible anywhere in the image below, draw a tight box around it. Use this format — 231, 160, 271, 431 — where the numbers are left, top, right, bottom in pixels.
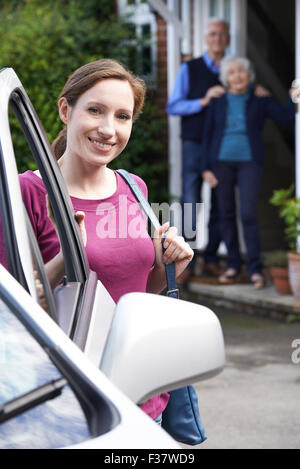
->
182, 56, 221, 142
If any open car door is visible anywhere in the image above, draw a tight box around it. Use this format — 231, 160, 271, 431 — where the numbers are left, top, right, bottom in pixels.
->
0, 67, 115, 364
0, 67, 225, 405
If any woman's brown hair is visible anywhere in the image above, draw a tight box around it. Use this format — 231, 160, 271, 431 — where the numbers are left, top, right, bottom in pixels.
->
52, 59, 146, 159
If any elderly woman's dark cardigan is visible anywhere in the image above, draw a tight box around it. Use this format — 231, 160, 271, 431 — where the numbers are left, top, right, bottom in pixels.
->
201, 89, 295, 171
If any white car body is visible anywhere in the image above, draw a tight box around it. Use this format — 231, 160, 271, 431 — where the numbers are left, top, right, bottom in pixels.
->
0, 67, 226, 448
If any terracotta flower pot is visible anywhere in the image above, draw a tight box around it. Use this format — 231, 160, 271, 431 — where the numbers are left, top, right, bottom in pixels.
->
288, 252, 300, 298
269, 266, 292, 295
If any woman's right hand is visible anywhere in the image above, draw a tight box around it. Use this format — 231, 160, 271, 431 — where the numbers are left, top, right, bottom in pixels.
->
46, 195, 87, 247
202, 170, 218, 188
74, 211, 87, 247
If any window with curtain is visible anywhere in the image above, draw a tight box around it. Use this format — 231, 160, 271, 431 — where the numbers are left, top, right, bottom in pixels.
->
209, 0, 220, 17
224, 0, 231, 22
118, 0, 157, 84
208, 0, 231, 22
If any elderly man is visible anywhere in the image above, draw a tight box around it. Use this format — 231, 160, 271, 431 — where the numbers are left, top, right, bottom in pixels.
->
167, 18, 230, 282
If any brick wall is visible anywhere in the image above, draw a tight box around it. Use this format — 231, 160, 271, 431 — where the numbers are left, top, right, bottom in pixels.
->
155, 13, 168, 115
152, 12, 168, 159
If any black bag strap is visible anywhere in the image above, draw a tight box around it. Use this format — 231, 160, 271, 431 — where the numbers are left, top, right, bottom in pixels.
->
116, 169, 179, 299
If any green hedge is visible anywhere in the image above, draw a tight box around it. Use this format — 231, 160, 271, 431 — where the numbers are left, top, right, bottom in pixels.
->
0, 0, 168, 201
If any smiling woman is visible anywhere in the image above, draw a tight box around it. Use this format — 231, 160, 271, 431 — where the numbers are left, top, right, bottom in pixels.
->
13, 58, 194, 423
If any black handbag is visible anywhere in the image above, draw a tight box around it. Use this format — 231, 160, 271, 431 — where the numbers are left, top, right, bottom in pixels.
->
116, 170, 207, 445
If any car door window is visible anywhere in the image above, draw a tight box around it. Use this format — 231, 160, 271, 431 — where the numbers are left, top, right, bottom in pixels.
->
0, 297, 91, 449
1, 98, 73, 327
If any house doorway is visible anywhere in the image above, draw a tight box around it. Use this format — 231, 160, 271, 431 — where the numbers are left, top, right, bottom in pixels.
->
247, 0, 295, 251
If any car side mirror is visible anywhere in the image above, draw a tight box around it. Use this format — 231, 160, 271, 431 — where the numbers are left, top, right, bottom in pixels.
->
100, 293, 225, 404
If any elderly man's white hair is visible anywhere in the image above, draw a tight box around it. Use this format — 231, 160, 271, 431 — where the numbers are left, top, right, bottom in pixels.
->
204, 17, 230, 36
219, 56, 256, 87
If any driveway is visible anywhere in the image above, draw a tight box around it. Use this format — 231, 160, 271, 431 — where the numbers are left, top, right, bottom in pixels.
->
184, 308, 300, 449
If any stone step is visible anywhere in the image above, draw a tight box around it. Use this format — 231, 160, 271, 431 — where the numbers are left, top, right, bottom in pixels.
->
184, 279, 300, 322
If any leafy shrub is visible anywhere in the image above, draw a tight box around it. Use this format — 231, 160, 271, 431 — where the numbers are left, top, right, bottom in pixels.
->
0, 0, 168, 201
270, 185, 300, 252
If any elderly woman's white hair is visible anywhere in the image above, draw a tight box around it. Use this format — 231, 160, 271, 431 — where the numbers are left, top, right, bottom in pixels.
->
219, 56, 256, 88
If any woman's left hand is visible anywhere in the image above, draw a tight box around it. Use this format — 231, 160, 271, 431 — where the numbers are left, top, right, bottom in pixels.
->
153, 222, 194, 279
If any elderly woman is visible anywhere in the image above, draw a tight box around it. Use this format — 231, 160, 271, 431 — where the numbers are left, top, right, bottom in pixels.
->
202, 56, 294, 288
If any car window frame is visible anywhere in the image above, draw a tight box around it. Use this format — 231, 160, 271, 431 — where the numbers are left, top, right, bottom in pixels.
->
24, 208, 58, 321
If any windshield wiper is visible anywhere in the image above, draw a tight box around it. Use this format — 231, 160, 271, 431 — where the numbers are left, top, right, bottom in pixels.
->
0, 377, 67, 424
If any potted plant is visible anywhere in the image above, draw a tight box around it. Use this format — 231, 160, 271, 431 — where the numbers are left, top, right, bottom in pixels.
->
270, 185, 300, 298
263, 250, 292, 294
